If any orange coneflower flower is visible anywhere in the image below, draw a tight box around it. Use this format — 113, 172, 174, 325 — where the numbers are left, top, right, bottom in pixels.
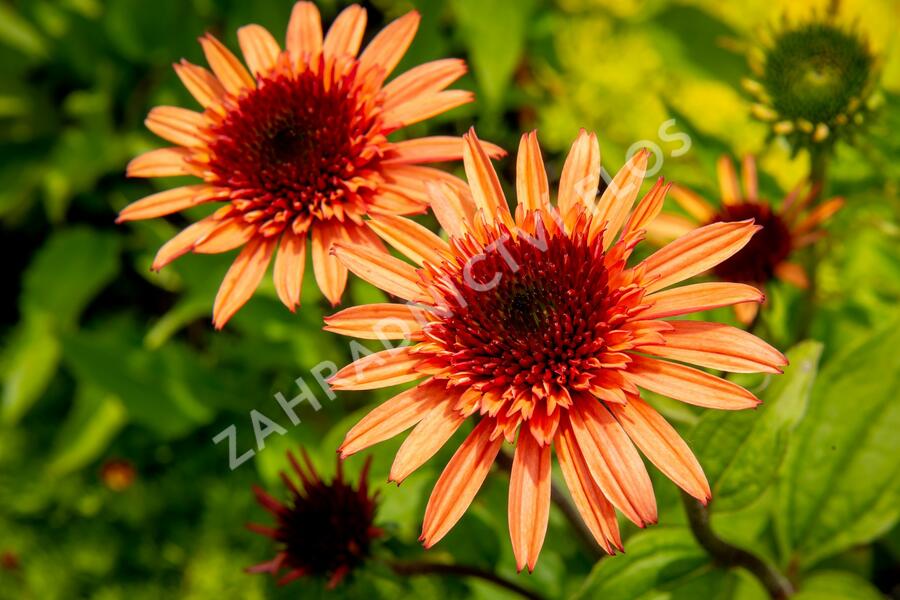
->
649, 155, 843, 323
247, 449, 381, 588
324, 129, 787, 571
120, 2, 502, 328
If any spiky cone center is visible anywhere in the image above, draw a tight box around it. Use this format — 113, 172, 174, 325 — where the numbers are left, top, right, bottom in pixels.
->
705, 202, 792, 285
198, 55, 386, 238
414, 211, 657, 444
250, 454, 380, 587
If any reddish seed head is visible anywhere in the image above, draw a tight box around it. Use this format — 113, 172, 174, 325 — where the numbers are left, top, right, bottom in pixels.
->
247, 450, 381, 588
706, 202, 792, 284
205, 66, 382, 237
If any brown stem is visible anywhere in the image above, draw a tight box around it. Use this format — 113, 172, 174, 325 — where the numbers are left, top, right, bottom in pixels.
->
496, 449, 605, 561
681, 492, 794, 599
388, 560, 546, 600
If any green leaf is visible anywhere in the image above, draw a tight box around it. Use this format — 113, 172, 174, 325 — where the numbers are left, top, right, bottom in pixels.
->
691, 341, 823, 511
21, 227, 120, 327
61, 331, 211, 439
791, 571, 883, 600
0, 4, 47, 58
776, 321, 900, 567
452, 0, 534, 109
0, 318, 61, 424
574, 528, 711, 600
46, 385, 127, 476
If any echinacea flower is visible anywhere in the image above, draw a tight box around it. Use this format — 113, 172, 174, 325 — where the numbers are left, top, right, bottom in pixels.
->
121, 2, 501, 328
649, 155, 843, 324
247, 449, 381, 588
324, 129, 787, 571
743, 15, 879, 154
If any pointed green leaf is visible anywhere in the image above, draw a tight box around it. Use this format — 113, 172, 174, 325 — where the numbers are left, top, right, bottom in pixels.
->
776, 321, 900, 567
574, 528, 711, 600
691, 341, 823, 511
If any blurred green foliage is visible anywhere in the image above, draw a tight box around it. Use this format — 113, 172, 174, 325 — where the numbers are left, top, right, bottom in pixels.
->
1, 0, 899, 599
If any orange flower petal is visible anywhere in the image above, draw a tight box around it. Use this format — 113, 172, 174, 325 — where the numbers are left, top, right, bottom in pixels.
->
359, 10, 419, 83
366, 214, 449, 266
569, 400, 657, 527
237, 24, 281, 77
555, 418, 623, 554
193, 218, 256, 254
117, 185, 221, 222
643, 212, 696, 245
515, 131, 550, 213
637, 282, 765, 319
273, 230, 306, 312
385, 136, 505, 165
382, 59, 468, 111
367, 189, 428, 217
126, 147, 192, 178
508, 427, 551, 572
641, 220, 760, 293
426, 180, 474, 239
621, 178, 668, 239
717, 155, 740, 205
199, 34, 255, 95
774, 261, 809, 288
212, 235, 277, 329
384, 90, 474, 128
644, 320, 787, 373
608, 397, 711, 503
323, 4, 367, 59
145, 106, 206, 147
558, 129, 600, 221
152, 215, 222, 271
286, 1, 323, 59
742, 155, 758, 202
668, 183, 714, 221
323, 303, 428, 339
734, 301, 760, 326
625, 354, 760, 410
328, 346, 422, 391
173, 60, 226, 110
463, 128, 514, 228
311, 222, 349, 306
420, 419, 503, 547
332, 242, 423, 302
592, 148, 649, 248
793, 197, 843, 235
390, 400, 466, 483
340, 379, 446, 458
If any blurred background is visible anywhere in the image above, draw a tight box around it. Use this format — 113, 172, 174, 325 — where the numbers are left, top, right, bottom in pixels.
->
1, 0, 899, 598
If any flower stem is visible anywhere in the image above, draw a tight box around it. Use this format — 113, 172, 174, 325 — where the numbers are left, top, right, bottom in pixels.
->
388, 560, 547, 600
808, 146, 830, 205
681, 492, 794, 599
495, 449, 605, 561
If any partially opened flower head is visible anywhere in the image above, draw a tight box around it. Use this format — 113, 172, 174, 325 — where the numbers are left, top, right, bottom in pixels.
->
650, 155, 843, 323
247, 449, 381, 588
120, 2, 501, 328
325, 129, 787, 571
744, 16, 879, 154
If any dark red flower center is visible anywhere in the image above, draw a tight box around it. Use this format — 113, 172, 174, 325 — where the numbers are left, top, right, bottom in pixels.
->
706, 202, 792, 284
426, 223, 624, 394
204, 66, 382, 233
278, 473, 378, 578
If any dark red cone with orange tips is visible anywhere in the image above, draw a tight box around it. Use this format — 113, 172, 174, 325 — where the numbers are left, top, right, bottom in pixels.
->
247, 449, 381, 588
